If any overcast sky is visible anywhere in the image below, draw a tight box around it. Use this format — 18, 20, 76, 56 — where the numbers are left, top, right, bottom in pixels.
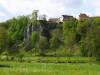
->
0, 0, 100, 22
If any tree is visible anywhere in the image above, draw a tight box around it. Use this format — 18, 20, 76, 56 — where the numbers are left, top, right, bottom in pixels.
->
8, 16, 28, 50
50, 29, 61, 49
0, 26, 8, 53
63, 18, 77, 50
63, 18, 78, 56
77, 19, 92, 56
31, 32, 39, 48
79, 17, 100, 58
39, 36, 49, 56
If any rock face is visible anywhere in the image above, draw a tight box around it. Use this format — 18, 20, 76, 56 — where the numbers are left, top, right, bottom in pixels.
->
24, 13, 74, 42
24, 20, 47, 42
24, 23, 38, 41
24, 15, 75, 41
24, 10, 47, 42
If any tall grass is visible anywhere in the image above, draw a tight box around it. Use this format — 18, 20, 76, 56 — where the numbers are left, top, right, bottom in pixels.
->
0, 56, 95, 63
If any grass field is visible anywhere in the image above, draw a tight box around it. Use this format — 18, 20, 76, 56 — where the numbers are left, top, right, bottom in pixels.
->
0, 61, 100, 75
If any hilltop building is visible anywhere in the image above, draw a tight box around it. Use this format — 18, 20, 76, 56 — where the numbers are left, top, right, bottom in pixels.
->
60, 15, 73, 22
48, 18, 60, 23
79, 13, 89, 19
48, 15, 74, 23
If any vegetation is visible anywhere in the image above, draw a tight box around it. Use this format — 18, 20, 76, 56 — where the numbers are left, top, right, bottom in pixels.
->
0, 10, 100, 74
0, 11, 100, 59
0, 62, 100, 75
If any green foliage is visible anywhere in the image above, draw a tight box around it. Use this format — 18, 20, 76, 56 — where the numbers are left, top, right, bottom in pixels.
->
79, 17, 100, 59
10, 16, 28, 38
0, 27, 8, 53
1, 10, 100, 61
17, 50, 27, 62
8, 16, 28, 47
50, 29, 61, 49
38, 57, 94, 63
31, 32, 39, 48
63, 18, 77, 53
39, 36, 49, 56
77, 19, 91, 56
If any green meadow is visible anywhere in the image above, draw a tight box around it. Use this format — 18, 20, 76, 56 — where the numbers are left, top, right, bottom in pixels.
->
0, 61, 100, 75
0, 57, 99, 75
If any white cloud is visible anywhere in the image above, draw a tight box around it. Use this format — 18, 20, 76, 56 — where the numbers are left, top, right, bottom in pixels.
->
0, 0, 100, 21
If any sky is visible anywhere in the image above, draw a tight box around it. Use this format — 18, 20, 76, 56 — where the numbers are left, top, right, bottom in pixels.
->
0, 0, 100, 22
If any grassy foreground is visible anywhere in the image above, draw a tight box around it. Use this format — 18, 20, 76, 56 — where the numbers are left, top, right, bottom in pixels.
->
0, 61, 100, 75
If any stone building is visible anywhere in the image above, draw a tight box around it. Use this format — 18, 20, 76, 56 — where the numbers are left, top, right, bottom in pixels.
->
60, 15, 74, 22
48, 18, 60, 23
48, 15, 74, 23
79, 13, 89, 19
